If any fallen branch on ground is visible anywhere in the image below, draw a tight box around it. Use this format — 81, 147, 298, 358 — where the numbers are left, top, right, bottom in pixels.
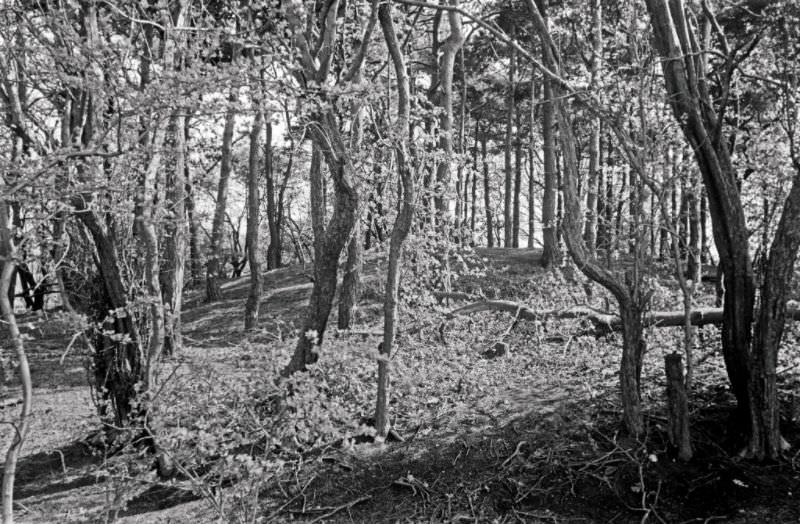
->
448, 300, 800, 334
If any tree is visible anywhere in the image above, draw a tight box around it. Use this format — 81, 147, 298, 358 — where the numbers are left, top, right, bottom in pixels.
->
206, 88, 239, 303
282, 0, 370, 375
375, 0, 416, 438
644, 0, 800, 459
0, 181, 32, 524
244, 108, 264, 331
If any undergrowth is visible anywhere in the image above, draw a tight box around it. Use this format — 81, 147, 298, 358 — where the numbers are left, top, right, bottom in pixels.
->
81, 250, 800, 523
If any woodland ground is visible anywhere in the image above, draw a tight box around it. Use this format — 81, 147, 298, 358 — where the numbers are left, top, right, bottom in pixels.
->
3, 248, 800, 523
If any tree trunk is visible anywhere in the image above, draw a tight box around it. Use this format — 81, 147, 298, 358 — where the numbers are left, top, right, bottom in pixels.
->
619, 302, 645, 436
540, 18, 558, 268
433, 2, 464, 222
527, 0, 646, 436
482, 132, 494, 247
0, 187, 33, 524
283, 110, 359, 375
583, 0, 602, 254
244, 110, 264, 331
337, 221, 362, 330
265, 120, 281, 270
185, 115, 202, 285
687, 171, 701, 280
665, 353, 692, 461
528, 74, 537, 249
375, 5, 416, 437
645, 0, 756, 442
504, 31, 516, 248
512, 111, 523, 248
161, 112, 187, 355
135, 48, 167, 391
471, 120, 479, 238
205, 88, 238, 302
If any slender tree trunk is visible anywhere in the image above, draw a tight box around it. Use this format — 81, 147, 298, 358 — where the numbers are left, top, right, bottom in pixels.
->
206, 88, 238, 302
375, 4, 416, 436
265, 120, 281, 270
309, 144, 325, 258
528, 150, 536, 249
136, 43, 167, 390
162, 112, 187, 355
482, 132, 493, 247
700, 187, 709, 263
433, 3, 464, 222
504, 31, 517, 247
583, 0, 602, 254
0, 187, 32, 524
540, 15, 558, 268
687, 170, 701, 280
528, 74, 536, 249
512, 110, 523, 248
455, 50, 467, 238
185, 116, 202, 286
471, 120, 479, 238
244, 110, 264, 331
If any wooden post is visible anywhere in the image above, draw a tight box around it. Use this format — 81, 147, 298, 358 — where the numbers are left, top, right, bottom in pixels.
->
665, 352, 692, 461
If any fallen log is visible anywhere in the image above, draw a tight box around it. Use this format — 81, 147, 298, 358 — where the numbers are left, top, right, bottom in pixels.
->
448, 300, 800, 334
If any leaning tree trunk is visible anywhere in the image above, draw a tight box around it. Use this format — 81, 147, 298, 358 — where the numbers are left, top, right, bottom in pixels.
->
206, 88, 238, 302
244, 109, 264, 331
527, 0, 646, 435
283, 112, 359, 375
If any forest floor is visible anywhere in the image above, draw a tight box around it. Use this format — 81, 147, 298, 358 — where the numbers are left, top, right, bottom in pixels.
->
3, 248, 800, 523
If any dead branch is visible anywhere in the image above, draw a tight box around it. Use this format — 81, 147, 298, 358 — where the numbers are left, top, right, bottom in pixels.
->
448, 300, 800, 334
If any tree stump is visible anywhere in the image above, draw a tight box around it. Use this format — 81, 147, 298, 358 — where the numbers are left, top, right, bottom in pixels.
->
665, 352, 692, 461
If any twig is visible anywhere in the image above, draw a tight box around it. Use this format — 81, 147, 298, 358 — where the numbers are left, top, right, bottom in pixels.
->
292, 495, 372, 523
501, 441, 527, 469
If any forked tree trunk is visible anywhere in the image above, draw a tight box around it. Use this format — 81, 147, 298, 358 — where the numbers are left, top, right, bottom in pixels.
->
206, 88, 238, 302
642, 0, 800, 458
244, 110, 264, 331
283, 111, 359, 375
